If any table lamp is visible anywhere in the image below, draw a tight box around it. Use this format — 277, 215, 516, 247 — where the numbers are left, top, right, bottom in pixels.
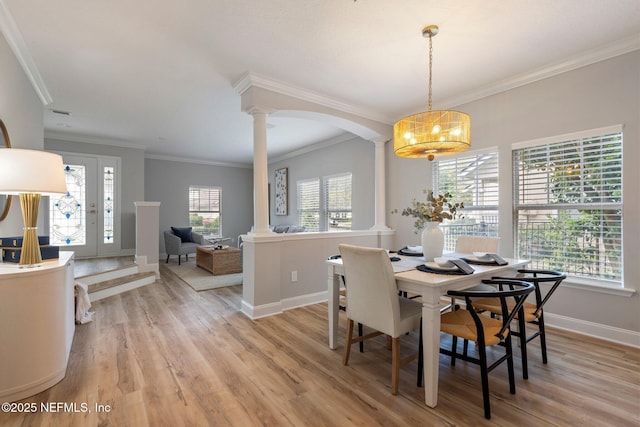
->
0, 148, 67, 266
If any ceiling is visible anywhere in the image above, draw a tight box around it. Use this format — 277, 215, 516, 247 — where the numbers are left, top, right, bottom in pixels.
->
2, 0, 639, 166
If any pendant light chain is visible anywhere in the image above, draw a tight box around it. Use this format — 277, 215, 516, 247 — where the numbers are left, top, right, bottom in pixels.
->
428, 32, 433, 111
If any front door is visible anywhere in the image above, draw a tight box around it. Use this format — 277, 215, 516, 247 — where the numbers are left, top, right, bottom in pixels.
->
49, 153, 120, 258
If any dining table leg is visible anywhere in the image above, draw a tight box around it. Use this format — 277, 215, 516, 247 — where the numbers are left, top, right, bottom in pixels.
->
421, 294, 442, 407
328, 266, 340, 349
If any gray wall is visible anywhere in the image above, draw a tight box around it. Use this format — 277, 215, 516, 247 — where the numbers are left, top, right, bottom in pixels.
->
43, 139, 146, 251
145, 158, 253, 253
0, 33, 45, 236
268, 136, 375, 230
388, 51, 640, 334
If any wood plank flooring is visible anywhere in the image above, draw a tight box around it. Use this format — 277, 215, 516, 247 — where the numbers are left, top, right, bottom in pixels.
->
1, 262, 638, 426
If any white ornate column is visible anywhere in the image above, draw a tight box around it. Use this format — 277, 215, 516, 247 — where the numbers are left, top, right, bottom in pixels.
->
370, 138, 391, 231
250, 107, 273, 235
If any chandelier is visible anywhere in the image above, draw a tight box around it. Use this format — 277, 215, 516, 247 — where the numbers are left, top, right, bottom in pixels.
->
394, 25, 471, 161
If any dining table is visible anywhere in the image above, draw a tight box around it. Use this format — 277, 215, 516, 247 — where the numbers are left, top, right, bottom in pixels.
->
326, 251, 530, 408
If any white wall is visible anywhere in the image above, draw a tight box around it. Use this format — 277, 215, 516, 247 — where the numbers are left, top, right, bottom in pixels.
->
241, 230, 394, 319
240, 136, 383, 318
43, 138, 146, 251
145, 158, 254, 253
0, 32, 45, 236
268, 136, 375, 230
388, 51, 640, 338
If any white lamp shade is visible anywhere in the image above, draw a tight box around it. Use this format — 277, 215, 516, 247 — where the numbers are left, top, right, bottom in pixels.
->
0, 148, 67, 195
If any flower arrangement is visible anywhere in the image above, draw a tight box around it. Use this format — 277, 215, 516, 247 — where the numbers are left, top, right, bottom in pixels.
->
393, 190, 464, 232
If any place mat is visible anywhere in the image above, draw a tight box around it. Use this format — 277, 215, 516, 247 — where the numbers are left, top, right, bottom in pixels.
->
398, 246, 423, 257
417, 259, 475, 275
417, 264, 470, 275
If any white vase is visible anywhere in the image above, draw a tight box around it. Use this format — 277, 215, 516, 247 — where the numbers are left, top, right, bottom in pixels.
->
421, 222, 444, 262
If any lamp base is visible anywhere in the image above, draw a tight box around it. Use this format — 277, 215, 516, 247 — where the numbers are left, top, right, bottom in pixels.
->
18, 193, 43, 266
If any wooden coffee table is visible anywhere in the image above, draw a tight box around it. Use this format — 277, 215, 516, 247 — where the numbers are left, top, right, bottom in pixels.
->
196, 246, 242, 276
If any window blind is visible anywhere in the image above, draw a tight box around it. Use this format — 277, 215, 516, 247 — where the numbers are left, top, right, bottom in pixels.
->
189, 186, 221, 236
324, 173, 352, 231
297, 178, 320, 232
433, 151, 499, 249
514, 131, 623, 282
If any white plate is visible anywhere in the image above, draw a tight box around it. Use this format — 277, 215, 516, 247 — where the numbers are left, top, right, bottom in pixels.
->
473, 252, 490, 258
434, 257, 454, 267
465, 255, 493, 263
425, 262, 458, 271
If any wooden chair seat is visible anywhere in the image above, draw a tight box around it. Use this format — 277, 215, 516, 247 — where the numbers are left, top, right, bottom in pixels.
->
440, 309, 506, 346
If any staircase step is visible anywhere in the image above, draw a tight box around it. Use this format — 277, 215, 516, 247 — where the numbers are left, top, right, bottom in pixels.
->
86, 271, 156, 302
76, 265, 140, 285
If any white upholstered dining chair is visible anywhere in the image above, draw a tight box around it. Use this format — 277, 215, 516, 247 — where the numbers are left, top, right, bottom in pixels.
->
338, 244, 422, 395
455, 235, 500, 254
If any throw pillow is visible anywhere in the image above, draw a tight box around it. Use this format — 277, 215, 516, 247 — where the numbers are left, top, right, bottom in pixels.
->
171, 227, 193, 243
273, 225, 290, 233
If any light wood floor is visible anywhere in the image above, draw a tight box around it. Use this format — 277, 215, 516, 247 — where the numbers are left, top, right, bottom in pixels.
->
74, 256, 135, 277
2, 261, 638, 426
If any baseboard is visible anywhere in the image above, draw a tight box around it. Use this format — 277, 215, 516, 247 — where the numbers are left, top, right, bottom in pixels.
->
241, 300, 283, 319
240, 293, 640, 349
545, 313, 640, 348
281, 291, 328, 311
241, 291, 328, 320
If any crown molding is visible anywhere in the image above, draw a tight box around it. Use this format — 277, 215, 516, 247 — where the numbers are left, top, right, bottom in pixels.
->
45, 130, 148, 150
0, 0, 52, 106
233, 71, 391, 125
268, 132, 361, 164
439, 34, 640, 110
45, 131, 252, 168
145, 153, 252, 169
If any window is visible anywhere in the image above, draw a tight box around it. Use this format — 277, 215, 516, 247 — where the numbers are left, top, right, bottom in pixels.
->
297, 173, 352, 232
189, 186, 221, 236
433, 151, 499, 251
50, 164, 86, 245
513, 126, 623, 283
297, 178, 320, 231
325, 173, 352, 231
103, 166, 114, 243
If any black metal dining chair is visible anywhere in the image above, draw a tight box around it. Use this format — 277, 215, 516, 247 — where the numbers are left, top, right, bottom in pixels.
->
473, 269, 567, 379
439, 279, 535, 419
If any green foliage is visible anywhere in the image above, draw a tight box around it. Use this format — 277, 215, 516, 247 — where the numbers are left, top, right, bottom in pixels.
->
518, 135, 622, 279
392, 190, 464, 232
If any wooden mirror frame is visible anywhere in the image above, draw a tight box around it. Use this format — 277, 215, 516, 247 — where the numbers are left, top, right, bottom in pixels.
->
0, 118, 12, 221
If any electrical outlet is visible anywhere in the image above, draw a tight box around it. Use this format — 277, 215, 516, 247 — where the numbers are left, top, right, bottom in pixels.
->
291, 270, 298, 282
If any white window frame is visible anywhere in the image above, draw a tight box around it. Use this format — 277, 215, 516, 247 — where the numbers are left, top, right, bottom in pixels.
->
324, 172, 352, 232
297, 173, 353, 232
433, 149, 499, 251
297, 178, 320, 232
189, 185, 222, 237
512, 125, 623, 286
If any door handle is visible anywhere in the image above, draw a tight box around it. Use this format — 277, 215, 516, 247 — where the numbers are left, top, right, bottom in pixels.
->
88, 210, 97, 214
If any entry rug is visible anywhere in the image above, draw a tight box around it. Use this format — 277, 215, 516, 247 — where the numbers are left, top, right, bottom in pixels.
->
167, 261, 243, 291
